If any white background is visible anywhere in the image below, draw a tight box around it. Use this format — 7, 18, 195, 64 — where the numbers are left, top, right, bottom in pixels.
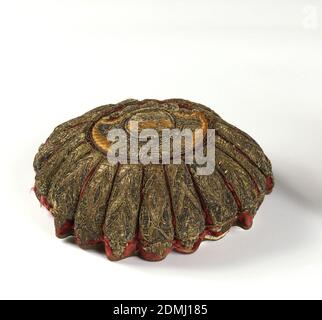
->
0, 0, 321, 300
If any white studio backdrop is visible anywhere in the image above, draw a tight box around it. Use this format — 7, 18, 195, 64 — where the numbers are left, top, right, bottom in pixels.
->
0, 0, 321, 300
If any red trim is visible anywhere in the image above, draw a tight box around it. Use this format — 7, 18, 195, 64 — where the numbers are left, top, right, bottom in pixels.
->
123, 239, 138, 258
266, 176, 274, 193
104, 237, 115, 260
237, 211, 253, 230
139, 246, 172, 261
103, 237, 138, 260
174, 230, 207, 254
56, 220, 74, 238
40, 196, 51, 211
206, 229, 225, 238
75, 236, 102, 248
